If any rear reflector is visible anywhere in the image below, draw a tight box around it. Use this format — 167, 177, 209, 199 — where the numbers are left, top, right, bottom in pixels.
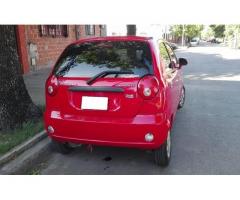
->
145, 133, 154, 142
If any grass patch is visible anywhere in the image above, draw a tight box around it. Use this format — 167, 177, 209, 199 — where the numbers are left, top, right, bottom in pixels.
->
0, 120, 44, 155
29, 168, 41, 175
38, 104, 45, 113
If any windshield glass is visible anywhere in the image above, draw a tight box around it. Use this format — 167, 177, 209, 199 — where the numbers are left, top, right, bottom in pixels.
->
54, 41, 153, 78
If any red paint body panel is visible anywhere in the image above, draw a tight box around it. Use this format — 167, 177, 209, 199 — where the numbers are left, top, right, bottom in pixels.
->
44, 36, 183, 150
44, 112, 168, 149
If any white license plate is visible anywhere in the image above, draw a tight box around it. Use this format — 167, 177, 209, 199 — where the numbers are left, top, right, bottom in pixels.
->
81, 96, 108, 110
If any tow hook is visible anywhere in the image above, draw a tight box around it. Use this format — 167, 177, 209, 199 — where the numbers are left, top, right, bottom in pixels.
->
86, 144, 94, 152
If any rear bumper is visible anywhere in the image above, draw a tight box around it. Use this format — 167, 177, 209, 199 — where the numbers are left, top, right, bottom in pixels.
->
44, 111, 170, 149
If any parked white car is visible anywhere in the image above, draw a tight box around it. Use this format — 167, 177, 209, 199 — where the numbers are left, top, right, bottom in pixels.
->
190, 38, 200, 47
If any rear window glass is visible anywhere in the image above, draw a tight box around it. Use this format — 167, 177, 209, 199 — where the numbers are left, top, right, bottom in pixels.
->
54, 41, 153, 78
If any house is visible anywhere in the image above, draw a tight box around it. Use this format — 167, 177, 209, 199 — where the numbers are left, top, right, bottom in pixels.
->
16, 25, 107, 74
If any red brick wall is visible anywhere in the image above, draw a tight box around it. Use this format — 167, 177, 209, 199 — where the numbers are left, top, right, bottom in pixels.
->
24, 25, 101, 71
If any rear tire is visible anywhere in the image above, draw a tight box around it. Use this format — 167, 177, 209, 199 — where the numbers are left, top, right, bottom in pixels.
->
154, 131, 171, 167
178, 86, 185, 109
51, 140, 73, 154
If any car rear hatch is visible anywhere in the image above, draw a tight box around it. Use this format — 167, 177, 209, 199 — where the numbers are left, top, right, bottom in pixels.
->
52, 39, 154, 118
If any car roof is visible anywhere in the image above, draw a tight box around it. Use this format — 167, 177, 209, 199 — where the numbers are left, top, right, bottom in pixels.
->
71, 36, 153, 45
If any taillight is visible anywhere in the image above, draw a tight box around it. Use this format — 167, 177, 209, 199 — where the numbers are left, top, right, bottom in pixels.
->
137, 75, 159, 99
46, 75, 58, 96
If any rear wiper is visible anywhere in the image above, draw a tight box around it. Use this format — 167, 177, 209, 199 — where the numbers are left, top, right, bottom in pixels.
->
86, 70, 134, 85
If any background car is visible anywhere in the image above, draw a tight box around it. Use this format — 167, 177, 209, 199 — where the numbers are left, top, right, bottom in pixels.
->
189, 38, 200, 46
167, 42, 178, 50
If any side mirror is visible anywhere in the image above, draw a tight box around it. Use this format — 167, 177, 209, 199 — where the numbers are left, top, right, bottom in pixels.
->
179, 58, 188, 66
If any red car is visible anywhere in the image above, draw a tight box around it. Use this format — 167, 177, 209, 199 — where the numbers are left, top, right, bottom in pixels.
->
44, 36, 188, 166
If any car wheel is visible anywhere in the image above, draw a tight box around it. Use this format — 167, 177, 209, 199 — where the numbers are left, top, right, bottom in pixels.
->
154, 131, 171, 167
178, 86, 185, 109
51, 140, 73, 154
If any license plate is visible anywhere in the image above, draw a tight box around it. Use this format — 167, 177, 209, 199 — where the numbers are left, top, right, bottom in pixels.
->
81, 96, 108, 110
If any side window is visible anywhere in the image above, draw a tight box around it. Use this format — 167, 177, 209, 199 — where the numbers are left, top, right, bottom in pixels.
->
159, 42, 171, 69
39, 25, 68, 37
165, 43, 178, 64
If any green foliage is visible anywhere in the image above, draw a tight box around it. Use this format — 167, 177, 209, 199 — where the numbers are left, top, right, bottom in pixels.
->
170, 25, 203, 39
225, 25, 240, 37
170, 25, 183, 38
0, 120, 43, 155
29, 168, 41, 175
224, 25, 240, 48
209, 25, 225, 38
201, 26, 214, 39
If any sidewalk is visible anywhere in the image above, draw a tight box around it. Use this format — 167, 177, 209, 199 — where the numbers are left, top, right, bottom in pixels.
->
23, 67, 52, 106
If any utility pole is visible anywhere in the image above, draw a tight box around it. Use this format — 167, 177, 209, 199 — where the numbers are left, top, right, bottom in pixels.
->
164, 25, 167, 40
181, 24, 185, 46
234, 29, 238, 49
127, 25, 136, 36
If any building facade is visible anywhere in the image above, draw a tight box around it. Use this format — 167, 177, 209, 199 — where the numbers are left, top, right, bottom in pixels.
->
16, 25, 106, 74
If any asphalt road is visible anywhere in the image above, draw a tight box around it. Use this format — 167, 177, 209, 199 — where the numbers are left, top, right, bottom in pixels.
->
36, 44, 240, 175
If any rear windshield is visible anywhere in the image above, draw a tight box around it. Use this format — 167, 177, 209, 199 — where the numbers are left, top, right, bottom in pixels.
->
53, 41, 153, 78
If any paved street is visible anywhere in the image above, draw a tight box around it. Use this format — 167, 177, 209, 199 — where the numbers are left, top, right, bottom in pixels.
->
30, 45, 240, 174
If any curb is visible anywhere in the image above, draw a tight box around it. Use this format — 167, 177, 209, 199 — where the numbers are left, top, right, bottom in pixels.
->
0, 137, 50, 175
177, 46, 189, 51
0, 130, 47, 167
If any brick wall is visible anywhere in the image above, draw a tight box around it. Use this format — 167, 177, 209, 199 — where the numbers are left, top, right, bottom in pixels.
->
24, 25, 102, 71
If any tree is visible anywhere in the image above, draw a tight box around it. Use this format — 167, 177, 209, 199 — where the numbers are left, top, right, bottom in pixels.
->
127, 25, 136, 36
170, 25, 183, 38
0, 25, 42, 131
224, 25, 240, 48
209, 25, 225, 38
224, 25, 240, 37
170, 25, 203, 41
201, 26, 214, 40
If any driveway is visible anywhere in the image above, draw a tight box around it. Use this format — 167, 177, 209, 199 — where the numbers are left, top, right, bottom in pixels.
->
23, 67, 51, 106
30, 45, 240, 174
